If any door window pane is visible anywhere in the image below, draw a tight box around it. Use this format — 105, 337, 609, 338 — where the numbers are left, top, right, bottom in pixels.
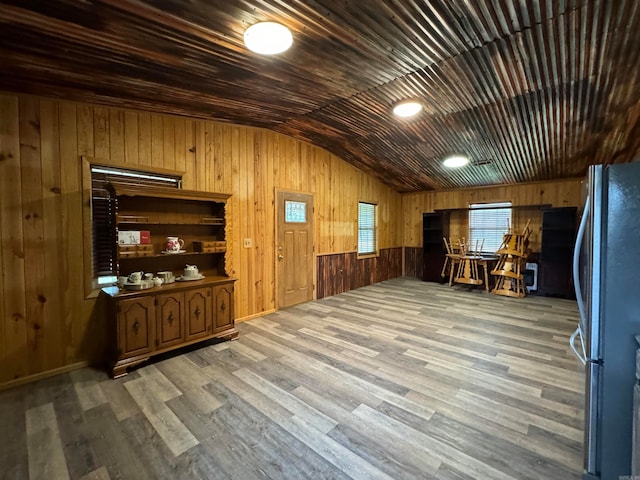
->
285, 201, 307, 223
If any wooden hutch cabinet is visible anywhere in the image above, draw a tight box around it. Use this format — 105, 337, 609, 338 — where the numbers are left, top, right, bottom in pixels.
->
101, 186, 237, 378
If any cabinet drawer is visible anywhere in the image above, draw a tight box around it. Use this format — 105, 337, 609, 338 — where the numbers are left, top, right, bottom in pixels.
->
118, 244, 155, 257
193, 241, 226, 253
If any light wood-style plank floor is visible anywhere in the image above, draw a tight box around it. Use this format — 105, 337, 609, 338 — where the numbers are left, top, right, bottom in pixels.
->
0, 278, 584, 479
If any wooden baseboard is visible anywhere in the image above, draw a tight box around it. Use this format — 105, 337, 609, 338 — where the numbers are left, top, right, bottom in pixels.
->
0, 361, 90, 392
235, 309, 276, 323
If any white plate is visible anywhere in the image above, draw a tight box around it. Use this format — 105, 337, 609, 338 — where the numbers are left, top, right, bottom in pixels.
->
123, 281, 154, 290
176, 274, 205, 282
162, 250, 187, 254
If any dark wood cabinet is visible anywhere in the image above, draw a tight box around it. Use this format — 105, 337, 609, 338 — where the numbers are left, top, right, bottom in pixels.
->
106, 279, 237, 378
422, 212, 450, 283
539, 207, 577, 298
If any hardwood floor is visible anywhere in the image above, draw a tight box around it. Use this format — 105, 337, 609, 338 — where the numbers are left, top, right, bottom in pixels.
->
0, 278, 584, 480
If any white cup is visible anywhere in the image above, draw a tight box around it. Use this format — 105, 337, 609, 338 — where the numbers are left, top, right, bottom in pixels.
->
157, 271, 173, 282
143, 273, 153, 280
128, 271, 142, 283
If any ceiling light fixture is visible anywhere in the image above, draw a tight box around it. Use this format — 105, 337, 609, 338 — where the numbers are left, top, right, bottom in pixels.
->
392, 101, 422, 118
443, 154, 470, 168
244, 22, 293, 55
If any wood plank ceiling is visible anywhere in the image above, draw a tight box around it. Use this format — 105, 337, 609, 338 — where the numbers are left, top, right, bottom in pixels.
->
1, 0, 640, 192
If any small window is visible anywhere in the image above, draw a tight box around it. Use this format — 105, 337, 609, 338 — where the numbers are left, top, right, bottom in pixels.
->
469, 202, 512, 253
285, 200, 307, 223
90, 165, 181, 287
358, 202, 377, 255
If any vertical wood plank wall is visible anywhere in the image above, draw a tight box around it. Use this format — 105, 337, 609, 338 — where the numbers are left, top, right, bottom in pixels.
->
0, 93, 402, 385
401, 179, 583, 276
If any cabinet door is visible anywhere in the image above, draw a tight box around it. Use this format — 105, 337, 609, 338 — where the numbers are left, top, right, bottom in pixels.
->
212, 283, 234, 333
185, 287, 212, 340
117, 296, 155, 358
156, 292, 185, 348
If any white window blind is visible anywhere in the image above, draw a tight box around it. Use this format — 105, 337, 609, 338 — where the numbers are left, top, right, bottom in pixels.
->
358, 202, 377, 255
468, 202, 512, 253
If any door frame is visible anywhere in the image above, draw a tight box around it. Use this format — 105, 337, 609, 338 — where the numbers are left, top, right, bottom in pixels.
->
275, 188, 316, 309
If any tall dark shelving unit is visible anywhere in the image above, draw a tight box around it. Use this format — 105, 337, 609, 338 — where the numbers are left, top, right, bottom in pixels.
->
422, 211, 450, 283
539, 206, 577, 298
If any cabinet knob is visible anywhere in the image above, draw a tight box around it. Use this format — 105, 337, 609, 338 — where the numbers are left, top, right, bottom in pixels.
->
168, 312, 174, 325
133, 320, 140, 334
220, 302, 226, 312
194, 306, 200, 318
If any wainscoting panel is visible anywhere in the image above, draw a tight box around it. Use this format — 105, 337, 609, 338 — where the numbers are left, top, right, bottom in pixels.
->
317, 248, 402, 299
403, 247, 423, 279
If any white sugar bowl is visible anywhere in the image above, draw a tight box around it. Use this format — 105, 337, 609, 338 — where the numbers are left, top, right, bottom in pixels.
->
184, 264, 199, 278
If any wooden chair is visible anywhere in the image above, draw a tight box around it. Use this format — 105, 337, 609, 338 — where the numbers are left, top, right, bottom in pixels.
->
441, 237, 461, 279
449, 237, 462, 254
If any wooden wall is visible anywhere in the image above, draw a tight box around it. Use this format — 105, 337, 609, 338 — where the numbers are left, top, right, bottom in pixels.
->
0, 93, 402, 386
401, 179, 583, 277
402, 179, 583, 247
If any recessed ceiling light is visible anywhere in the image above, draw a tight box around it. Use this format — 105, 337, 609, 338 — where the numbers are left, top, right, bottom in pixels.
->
244, 22, 293, 55
393, 101, 422, 118
443, 155, 469, 168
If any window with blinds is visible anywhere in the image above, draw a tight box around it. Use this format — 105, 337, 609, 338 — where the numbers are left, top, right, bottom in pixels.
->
468, 202, 512, 253
91, 165, 181, 286
358, 202, 377, 255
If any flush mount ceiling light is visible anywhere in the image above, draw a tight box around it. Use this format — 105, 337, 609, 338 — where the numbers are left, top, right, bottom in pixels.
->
443, 154, 470, 168
392, 101, 422, 118
244, 22, 293, 55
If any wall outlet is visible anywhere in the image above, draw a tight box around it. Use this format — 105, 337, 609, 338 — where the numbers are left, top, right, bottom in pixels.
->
243, 238, 252, 248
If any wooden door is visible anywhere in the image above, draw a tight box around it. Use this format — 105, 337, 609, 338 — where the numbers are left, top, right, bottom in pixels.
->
184, 287, 212, 340
156, 292, 185, 348
277, 191, 314, 308
212, 283, 234, 333
116, 296, 155, 358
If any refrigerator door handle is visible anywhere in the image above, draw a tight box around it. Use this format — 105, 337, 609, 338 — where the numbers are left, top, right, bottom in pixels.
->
571, 195, 590, 363
570, 326, 587, 365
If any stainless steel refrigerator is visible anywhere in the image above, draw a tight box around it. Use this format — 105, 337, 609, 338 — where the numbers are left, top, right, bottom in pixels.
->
571, 163, 640, 480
